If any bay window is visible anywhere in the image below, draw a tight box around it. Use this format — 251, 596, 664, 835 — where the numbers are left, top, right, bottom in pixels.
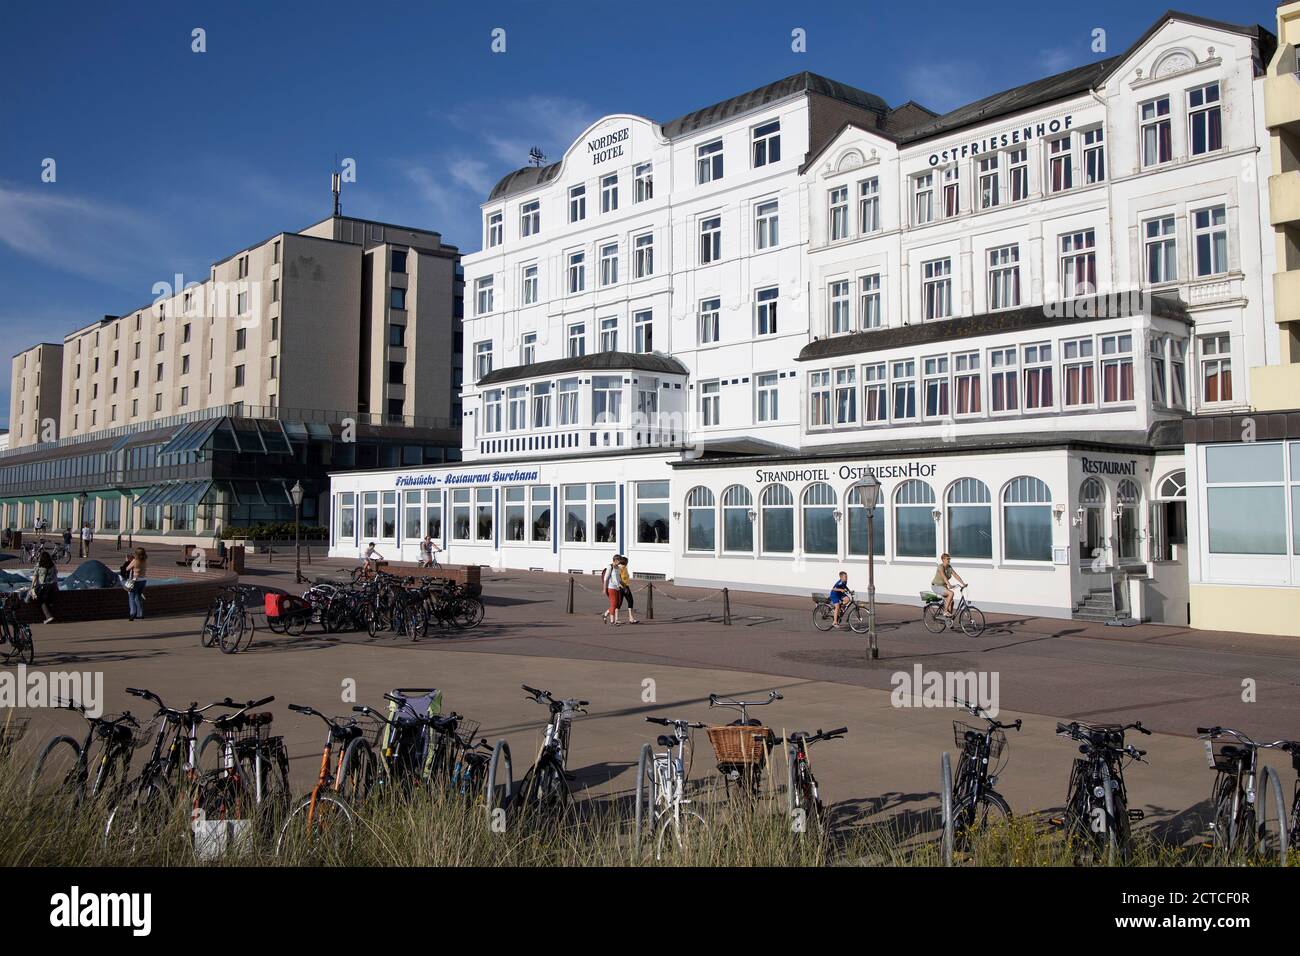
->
1100, 333, 1134, 403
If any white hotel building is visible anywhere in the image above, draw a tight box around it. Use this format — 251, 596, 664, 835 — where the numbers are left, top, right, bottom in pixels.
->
330, 11, 1300, 635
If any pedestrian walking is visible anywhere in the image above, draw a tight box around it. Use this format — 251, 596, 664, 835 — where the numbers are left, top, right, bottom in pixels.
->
123, 547, 148, 621
79, 522, 93, 559
601, 553, 623, 626
28, 550, 58, 624
617, 555, 638, 624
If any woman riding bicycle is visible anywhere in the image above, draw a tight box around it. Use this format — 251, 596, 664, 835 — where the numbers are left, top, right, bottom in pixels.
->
932, 553, 966, 617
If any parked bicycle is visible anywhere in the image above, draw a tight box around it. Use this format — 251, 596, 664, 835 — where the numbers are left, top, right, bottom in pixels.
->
784, 725, 847, 835
705, 690, 781, 798
24, 539, 71, 565
487, 684, 587, 825
634, 716, 707, 856
1054, 719, 1150, 864
193, 696, 290, 840
342, 689, 446, 798
104, 688, 228, 841
276, 704, 367, 855
0, 593, 35, 665
921, 584, 986, 636
942, 700, 1021, 852
200, 585, 258, 653
811, 589, 871, 633
1196, 725, 1296, 864
29, 699, 144, 806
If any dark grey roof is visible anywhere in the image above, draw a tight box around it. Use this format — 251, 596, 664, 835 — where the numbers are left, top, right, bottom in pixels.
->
1184, 410, 1300, 445
476, 351, 688, 386
898, 11, 1273, 146
488, 72, 889, 202
797, 295, 1192, 363
673, 421, 1186, 469
898, 58, 1120, 145
661, 71, 887, 138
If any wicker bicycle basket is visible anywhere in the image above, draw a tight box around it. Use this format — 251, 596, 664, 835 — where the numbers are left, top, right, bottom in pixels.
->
706, 725, 771, 767
953, 721, 1006, 759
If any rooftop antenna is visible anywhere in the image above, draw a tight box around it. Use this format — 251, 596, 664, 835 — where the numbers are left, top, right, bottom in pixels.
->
528, 146, 547, 168
331, 171, 342, 216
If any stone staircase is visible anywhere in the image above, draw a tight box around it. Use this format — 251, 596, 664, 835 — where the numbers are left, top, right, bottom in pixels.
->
1072, 569, 1149, 622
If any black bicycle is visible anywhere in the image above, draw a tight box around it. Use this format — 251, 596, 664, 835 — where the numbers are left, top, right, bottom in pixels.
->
783, 725, 847, 835
1196, 725, 1296, 864
487, 685, 587, 826
29, 699, 144, 806
0, 593, 34, 665
1054, 719, 1150, 864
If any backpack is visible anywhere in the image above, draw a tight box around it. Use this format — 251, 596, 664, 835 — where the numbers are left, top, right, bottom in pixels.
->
379, 687, 443, 780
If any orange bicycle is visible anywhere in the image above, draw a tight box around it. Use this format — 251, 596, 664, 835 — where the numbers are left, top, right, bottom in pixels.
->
275, 704, 368, 856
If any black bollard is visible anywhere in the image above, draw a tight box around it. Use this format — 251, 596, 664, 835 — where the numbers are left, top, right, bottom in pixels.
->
566, 575, 574, 614
722, 587, 731, 625
646, 582, 654, 620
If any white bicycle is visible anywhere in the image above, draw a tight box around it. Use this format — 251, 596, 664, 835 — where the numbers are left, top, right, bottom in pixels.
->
634, 716, 708, 857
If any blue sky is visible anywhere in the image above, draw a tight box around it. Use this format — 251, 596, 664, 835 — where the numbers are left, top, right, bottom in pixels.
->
0, 0, 1276, 427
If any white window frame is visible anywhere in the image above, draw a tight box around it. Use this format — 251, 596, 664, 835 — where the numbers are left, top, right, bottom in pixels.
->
755, 286, 778, 337
696, 139, 724, 184
699, 297, 721, 345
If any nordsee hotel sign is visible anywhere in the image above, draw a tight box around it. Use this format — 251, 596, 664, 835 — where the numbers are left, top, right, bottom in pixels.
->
928, 115, 1074, 166
395, 468, 540, 488
588, 128, 629, 165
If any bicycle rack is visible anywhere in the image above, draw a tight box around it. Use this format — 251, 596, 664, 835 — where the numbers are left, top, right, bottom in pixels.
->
1259, 765, 1290, 867
940, 751, 953, 867
486, 739, 513, 826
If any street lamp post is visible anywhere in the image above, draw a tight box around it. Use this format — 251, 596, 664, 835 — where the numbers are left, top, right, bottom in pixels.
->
78, 491, 88, 558
852, 475, 882, 659
290, 481, 306, 585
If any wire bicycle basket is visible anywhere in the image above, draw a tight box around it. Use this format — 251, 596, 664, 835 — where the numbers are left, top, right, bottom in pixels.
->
953, 721, 1006, 760
0, 716, 30, 757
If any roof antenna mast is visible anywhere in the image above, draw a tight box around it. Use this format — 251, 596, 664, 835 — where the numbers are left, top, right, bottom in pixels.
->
331, 153, 342, 216
528, 146, 547, 168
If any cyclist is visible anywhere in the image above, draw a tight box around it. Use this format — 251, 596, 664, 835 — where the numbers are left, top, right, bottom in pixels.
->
361, 542, 384, 577
828, 570, 851, 627
932, 553, 966, 618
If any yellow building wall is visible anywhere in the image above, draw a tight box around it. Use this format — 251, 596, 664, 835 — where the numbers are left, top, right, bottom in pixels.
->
1190, 585, 1300, 637
1249, 365, 1300, 412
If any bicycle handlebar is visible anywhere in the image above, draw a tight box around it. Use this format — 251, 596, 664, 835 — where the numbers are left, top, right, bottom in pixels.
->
708, 690, 783, 707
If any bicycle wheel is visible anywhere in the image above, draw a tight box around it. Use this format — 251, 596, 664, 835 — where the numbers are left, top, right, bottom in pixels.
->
845, 604, 870, 635
104, 772, 176, 849
1099, 761, 1123, 865
957, 606, 986, 637
655, 809, 708, 858
518, 758, 570, 823
453, 598, 485, 630
238, 612, 256, 652
28, 736, 84, 800
338, 738, 377, 802
198, 733, 229, 774
633, 744, 657, 849
951, 790, 1012, 853
275, 792, 356, 859
200, 606, 220, 648
922, 603, 947, 634
284, 611, 307, 637
786, 754, 818, 833
10, 623, 34, 664
219, 611, 246, 654
1209, 772, 1239, 858
812, 603, 835, 632
240, 743, 291, 837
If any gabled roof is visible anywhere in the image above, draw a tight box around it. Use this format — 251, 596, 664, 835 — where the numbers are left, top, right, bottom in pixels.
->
476, 351, 688, 387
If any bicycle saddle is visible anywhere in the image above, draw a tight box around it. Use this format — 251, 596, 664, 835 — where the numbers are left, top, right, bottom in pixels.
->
656, 735, 676, 748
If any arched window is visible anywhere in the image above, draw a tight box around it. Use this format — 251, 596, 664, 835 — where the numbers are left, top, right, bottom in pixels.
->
1002, 477, 1052, 562
1157, 470, 1186, 498
760, 484, 794, 554
721, 485, 753, 553
894, 479, 937, 558
946, 478, 992, 559
1079, 477, 1106, 560
802, 482, 838, 555
847, 483, 885, 556
685, 486, 716, 552
1116, 479, 1141, 561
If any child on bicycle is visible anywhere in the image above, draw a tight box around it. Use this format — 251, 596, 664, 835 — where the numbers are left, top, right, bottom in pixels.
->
828, 571, 850, 627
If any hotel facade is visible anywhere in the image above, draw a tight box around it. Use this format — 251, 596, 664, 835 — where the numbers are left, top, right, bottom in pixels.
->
329, 11, 1300, 636
3, 214, 464, 543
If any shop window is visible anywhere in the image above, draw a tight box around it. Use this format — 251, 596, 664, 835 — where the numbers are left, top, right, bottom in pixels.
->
593, 483, 617, 544
504, 487, 526, 542
1002, 477, 1052, 562
424, 489, 442, 539
452, 489, 471, 540
404, 490, 423, 540
1205, 444, 1287, 555
564, 485, 588, 543
475, 487, 493, 541
362, 492, 379, 539
636, 481, 670, 545
802, 483, 838, 555
760, 484, 794, 554
895, 480, 936, 558
1079, 478, 1106, 561
721, 485, 753, 553
947, 478, 992, 559
530, 485, 552, 542
686, 486, 716, 552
